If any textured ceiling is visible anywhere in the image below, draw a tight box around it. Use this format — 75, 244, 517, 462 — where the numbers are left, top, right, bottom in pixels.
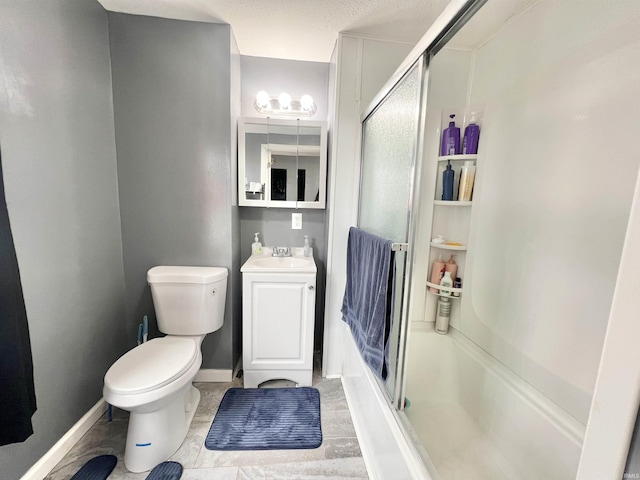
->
97, 0, 452, 62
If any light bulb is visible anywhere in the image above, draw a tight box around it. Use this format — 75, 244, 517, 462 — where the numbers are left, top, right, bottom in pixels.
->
255, 90, 270, 108
278, 92, 291, 109
300, 94, 314, 111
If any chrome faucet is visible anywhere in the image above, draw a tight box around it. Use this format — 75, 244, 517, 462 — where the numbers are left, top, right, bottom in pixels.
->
272, 246, 291, 257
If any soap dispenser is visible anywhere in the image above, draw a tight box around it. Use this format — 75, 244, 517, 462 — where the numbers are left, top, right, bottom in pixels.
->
303, 235, 311, 257
252, 232, 263, 255
441, 114, 461, 156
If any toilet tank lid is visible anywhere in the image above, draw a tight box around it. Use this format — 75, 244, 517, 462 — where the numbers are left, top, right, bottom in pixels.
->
147, 266, 228, 284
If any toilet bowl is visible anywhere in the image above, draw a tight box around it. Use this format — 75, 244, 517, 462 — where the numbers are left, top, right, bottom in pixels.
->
103, 266, 227, 473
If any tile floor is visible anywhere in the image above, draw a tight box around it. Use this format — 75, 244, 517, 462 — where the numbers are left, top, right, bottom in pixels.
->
45, 373, 368, 479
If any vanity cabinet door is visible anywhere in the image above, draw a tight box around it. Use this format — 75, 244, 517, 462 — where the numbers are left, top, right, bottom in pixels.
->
242, 273, 315, 374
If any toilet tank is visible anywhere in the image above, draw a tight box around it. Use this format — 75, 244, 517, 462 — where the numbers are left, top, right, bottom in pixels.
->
147, 266, 228, 335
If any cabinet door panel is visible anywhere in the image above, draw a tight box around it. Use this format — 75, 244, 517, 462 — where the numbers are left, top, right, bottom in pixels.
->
242, 274, 315, 372
253, 282, 306, 362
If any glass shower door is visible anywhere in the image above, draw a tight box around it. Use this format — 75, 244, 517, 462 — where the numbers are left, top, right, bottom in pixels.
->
359, 58, 425, 404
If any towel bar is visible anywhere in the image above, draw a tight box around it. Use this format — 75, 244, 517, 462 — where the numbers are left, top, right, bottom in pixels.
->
391, 243, 408, 252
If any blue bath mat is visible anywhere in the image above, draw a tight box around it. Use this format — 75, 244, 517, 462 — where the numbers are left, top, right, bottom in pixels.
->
71, 455, 117, 480
146, 461, 182, 479
205, 387, 322, 450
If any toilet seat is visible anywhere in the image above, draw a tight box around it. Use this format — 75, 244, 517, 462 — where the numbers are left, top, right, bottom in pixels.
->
105, 337, 199, 395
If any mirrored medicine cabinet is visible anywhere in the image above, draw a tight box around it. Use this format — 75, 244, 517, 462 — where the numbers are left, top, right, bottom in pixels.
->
238, 117, 327, 209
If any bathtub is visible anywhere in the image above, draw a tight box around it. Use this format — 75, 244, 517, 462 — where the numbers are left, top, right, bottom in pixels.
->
403, 324, 585, 479
341, 321, 585, 479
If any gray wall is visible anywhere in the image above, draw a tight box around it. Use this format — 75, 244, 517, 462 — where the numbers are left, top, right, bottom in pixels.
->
239, 55, 330, 352
108, 14, 241, 370
0, 1, 127, 478
240, 56, 330, 120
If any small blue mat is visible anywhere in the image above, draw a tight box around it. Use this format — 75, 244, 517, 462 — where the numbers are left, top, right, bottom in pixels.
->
205, 387, 322, 450
71, 455, 117, 480
146, 461, 182, 479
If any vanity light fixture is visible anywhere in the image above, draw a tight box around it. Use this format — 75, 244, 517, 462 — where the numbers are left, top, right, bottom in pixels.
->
253, 91, 317, 117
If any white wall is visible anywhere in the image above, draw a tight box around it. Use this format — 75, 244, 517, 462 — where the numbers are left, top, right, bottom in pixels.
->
459, 0, 640, 425
323, 34, 415, 376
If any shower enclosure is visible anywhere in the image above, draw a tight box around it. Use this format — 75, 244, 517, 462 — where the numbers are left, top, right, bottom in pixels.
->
353, 0, 640, 478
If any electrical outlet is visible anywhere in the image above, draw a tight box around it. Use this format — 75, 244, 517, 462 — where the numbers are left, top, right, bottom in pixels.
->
292, 213, 302, 230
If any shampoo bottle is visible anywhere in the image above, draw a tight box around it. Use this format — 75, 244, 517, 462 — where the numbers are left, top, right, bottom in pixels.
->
445, 255, 458, 281
251, 232, 263, 255
440, 271, 453, 296
462, 112, 481, 154
440, 114, 461, 156
442, 160, 455, 201
435, 297, 451, 334
457, 160, 476, 201
429, 255, 446, 293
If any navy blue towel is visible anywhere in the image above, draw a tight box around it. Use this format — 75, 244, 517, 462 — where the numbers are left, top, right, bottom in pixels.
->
341, 227, 395, 380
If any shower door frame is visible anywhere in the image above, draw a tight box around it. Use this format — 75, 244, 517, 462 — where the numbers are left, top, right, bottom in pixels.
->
357, 0, 489, 411
357, 56, 429, 409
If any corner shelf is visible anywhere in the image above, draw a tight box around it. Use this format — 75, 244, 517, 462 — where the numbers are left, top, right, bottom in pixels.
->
438, 154, 478, 162
426, 281, 463, 297
430, 242, 467, 251
434, 200, 472, 207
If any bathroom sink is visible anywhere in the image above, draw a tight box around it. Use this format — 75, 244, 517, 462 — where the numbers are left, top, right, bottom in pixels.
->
241, 247, 317, 274
253, 257, 311, 268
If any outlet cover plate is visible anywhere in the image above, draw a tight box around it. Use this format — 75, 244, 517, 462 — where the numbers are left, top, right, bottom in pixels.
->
292, 213, 302, 230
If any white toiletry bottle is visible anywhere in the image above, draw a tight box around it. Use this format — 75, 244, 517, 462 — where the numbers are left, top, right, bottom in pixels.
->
435, 297, 451, 334
252, 232, 263, 255
457, 160, 476, 201
303, 235, 311, 257
439, 271, 453, 296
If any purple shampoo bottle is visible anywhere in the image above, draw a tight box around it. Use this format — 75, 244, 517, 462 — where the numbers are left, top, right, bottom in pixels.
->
441, 114, 461, 156
462, 112, 481, 154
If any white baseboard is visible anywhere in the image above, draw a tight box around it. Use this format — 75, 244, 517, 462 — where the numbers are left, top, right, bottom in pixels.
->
21, 399, 107, 480
193, 368, 233, 382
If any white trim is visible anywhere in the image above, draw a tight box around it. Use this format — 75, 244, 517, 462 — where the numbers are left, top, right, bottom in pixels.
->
21, 399, 107, 480
577, 166, 640, 479
342, 331, 431, 479
193, 368, 233, 383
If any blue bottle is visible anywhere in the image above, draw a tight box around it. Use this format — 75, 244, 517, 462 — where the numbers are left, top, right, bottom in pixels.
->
462, 112, 481, 154
440, 114, 461, 156
442, 160, 455, 201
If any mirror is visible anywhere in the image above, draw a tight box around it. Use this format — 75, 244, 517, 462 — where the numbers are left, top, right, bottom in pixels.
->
238, 117, 327, 208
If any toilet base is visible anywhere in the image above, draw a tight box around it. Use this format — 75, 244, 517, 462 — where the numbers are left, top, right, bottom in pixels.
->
123, 384, 200, 472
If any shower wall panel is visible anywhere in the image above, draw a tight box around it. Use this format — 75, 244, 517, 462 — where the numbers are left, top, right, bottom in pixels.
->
462, 0, 640, 423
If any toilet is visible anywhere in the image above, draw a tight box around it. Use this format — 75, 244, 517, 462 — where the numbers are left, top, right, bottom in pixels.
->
103, 266, 227, 472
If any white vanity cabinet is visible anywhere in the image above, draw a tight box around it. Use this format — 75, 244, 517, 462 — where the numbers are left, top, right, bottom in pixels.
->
241, 249, 317, 388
